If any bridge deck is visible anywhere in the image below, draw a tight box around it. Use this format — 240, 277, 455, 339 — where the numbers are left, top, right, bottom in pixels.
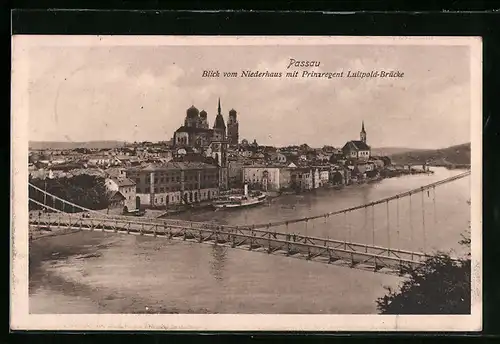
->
29, 213, 432, 276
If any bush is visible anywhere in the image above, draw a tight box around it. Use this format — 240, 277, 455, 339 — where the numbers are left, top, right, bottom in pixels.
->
377, 229, 471, 314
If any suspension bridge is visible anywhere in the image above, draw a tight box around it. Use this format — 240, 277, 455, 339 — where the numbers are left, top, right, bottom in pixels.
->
28, 170, 470, 276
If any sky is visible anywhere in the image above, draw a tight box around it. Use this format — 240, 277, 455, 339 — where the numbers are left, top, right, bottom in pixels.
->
25, 40, 472, 149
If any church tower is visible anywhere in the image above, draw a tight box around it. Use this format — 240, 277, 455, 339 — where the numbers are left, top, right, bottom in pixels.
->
211, 98, 229, 190
227, 108, 239, 146
360, 121, 367, 143
213, 98, 226, 141
199, 110, 209, 129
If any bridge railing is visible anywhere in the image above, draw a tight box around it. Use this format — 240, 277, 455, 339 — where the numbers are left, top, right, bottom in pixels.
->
29, 209, 434, 260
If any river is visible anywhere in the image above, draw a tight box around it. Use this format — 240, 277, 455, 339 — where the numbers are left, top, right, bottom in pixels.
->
29, 167, 471, 314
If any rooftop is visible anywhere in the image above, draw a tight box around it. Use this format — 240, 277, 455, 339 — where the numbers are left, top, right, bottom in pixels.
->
110, 176, 136, 187
345, 140, 371, 151
130, 161, 218, 172
108, 190, 126, 201
175, 126, 214, 134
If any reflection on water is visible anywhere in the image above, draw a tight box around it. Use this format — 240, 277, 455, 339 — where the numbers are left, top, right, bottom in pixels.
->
210, 245, 227, 283
29, 167, 471, 314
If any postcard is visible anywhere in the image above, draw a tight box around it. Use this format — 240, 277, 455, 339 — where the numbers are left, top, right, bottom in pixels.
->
11, 35, 482, 331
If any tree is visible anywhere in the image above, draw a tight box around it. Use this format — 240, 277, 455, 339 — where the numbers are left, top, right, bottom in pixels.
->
376, 229, 471, 315
29, 175, 109, 212
299, 143, 310, 152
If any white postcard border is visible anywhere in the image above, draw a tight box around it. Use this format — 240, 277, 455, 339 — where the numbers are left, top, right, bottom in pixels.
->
11, 35, 483, 332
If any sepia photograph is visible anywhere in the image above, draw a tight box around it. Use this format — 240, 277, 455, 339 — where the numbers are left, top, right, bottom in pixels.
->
11, 35, 482, 331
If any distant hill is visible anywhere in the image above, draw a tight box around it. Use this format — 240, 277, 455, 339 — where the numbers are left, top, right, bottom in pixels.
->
371, 147, 417, 156
29, 141, 128, 150
388, 143, 471, 166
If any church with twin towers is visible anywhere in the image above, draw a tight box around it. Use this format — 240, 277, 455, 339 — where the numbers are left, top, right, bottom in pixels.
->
173, 98, 239, 149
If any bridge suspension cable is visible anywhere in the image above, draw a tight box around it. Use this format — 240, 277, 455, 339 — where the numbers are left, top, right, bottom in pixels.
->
246, 171, 470, 230
372, 204, 375, 246
29, 182, 206, 227
409, 193, 414, 258
29, 171, 470, 235
29, 182, 106, 215
386, 200, 390, 252
433, 186, 437, 228
422, 189, 426, 253
396, 196, 400, 248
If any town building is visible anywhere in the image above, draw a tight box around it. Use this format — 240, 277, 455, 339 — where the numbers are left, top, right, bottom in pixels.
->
170, 99, 231, 190
312, 168, 321, 189
125, 161, 219, 208
105, 167, 127, 178
243, 166, 284, 192
228, 161, 245, 188
241, 165, 326, 192
269, 152, 287, 164
342, 121, 371, 161
208, 140, 229, 190
319, 168, 330, 186
289, 167, 314, 191
107, 191, 127, 210
104, 176, 137, 212
172, 98, 235, 150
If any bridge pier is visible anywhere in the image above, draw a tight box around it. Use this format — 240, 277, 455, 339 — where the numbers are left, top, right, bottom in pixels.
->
328, 250, 336, 264
349, 252, 356, 267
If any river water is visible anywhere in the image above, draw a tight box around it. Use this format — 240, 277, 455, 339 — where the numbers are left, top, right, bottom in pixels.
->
29, 167, 470, 314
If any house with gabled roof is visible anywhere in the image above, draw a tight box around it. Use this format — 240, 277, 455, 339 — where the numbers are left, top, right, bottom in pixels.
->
105, 176, 137, 213
107, 190, 127, 210
342, 140, 371, 161
342, 121, 371, 161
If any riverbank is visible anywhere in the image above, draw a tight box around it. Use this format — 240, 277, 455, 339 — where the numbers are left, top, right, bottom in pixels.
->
29, 225, 82, 241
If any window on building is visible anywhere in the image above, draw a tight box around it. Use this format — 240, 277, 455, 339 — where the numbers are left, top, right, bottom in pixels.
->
145, 187, 150, 193
137, 187, 141, 193
160, 197, 163, 203
160, 187, 164, 192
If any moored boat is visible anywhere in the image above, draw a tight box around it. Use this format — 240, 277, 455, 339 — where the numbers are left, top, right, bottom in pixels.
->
213, 185, 266, 209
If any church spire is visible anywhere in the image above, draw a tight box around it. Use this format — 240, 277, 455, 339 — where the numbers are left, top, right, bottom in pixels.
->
360, 120, 367, 143
218, 97, 221, 115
